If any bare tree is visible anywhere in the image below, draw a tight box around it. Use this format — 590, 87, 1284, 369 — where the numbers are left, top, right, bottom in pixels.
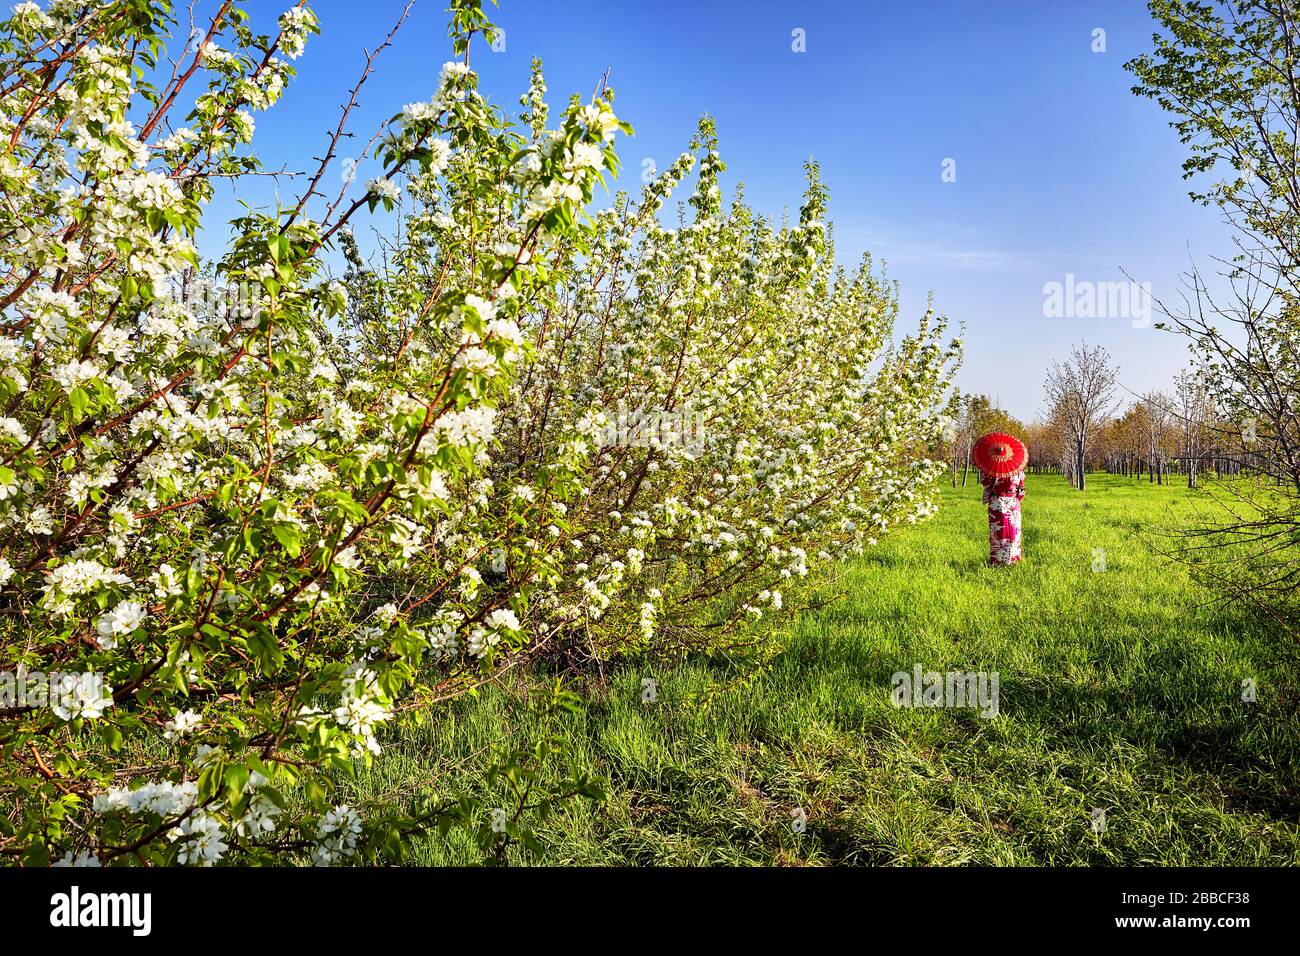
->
1043, 343, 1119, 490
1172, 370, 1213, 488
1140, 391, 1175, 484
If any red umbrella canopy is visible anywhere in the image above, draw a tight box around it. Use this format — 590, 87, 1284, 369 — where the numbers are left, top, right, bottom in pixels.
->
973, 432, 1028, 477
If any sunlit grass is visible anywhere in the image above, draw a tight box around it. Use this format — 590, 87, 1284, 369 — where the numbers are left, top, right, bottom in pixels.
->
349, 473, 1300, 865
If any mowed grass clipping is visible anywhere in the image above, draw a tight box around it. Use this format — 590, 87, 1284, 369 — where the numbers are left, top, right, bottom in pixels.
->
347, 473, 1300, 865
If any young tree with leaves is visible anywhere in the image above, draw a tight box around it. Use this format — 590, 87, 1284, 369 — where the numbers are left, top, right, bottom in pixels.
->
1129, 0, 1300, 624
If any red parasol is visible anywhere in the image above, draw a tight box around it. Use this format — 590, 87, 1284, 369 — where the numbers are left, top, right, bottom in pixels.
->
973, 432, 1028, 478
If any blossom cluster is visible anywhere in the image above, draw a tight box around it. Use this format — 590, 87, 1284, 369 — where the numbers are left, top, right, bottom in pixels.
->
0, 0, 955, 868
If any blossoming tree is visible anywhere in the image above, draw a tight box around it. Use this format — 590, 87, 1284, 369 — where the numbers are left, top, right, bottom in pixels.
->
0, 0, 957, 866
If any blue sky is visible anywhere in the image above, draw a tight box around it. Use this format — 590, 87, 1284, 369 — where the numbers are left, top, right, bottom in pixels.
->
206, 0, 1233, 422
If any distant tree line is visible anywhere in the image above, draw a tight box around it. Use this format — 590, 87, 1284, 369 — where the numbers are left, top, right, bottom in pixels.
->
943, 341, 1261, 493
1019, 342, 1256, 490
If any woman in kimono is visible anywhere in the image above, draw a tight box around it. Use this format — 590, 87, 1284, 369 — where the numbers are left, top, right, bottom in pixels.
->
973, 433, 1027, 566
980, 468, 1025, 565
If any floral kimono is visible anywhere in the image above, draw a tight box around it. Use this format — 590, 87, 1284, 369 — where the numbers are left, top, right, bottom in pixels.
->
980, 470, 1025, 565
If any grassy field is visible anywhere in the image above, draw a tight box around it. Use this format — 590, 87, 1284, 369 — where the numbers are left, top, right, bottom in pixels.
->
350, 473, 1300, 865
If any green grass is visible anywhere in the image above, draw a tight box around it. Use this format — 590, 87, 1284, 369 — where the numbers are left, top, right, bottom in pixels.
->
350, 473, 1300, 865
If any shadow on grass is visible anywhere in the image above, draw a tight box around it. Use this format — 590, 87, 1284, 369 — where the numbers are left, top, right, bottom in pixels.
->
992, 672, 1300, 824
